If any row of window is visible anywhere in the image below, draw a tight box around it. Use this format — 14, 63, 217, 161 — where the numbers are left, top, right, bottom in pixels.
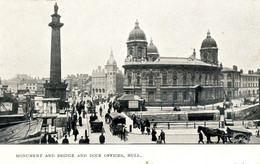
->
242, 83, 258, 88
93, 88, 106, 93
127, 74, 219, 86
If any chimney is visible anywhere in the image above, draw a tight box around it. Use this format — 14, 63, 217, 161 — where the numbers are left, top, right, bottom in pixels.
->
240, 69, 243, 73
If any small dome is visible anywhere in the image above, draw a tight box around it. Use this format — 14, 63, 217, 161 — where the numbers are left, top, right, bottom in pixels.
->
147, 38, 158, 53
201, 30, 217, 48
128, 20, 146, 41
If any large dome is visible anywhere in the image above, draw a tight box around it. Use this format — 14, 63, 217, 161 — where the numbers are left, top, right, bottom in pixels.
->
147, 39, 158, 53
201, 30, 217, 48
128, 20, 146, 41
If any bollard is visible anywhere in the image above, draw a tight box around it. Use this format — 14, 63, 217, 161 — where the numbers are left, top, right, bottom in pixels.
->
194, 123, 196, 129
186, 122, 188, 129
204, 122, 206, 127
242, 120, 244, 125
168, 122, 170, 129
129, 125, 132, 132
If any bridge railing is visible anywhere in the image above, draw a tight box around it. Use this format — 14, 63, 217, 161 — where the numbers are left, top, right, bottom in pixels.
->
150, 121, 223, 129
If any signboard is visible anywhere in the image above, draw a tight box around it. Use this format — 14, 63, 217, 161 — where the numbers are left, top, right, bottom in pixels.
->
128, 101, 138, 108
0, 102, 13, 112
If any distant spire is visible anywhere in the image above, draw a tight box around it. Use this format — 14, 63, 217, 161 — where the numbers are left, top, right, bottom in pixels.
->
207, 29, 211, 38
110, 49, 114, 57
193, 49, 196, 58
135, 19, 139, 29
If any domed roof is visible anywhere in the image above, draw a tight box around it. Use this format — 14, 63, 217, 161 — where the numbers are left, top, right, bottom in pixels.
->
128, 20, 146, 41
147, 38, 158, 54
201, 30, 217, 48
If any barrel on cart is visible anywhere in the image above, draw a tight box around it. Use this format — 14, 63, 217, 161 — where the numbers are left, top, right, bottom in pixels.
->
226, 127, 252, 144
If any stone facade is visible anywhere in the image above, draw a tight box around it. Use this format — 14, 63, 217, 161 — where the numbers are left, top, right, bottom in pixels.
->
123, 21, 224, 106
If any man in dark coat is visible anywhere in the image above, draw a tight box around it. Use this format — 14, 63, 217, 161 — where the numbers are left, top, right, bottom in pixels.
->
151, 128, 157, 142
79, 136, 85, 144
73, 113, 77, 122
73, 127, 79, 141
99, 106, 103, 117
99, 133, 105, 144
160, 130, 166, 144
41, 134, 47, 144
62, 135, 69, 144
79, 116, 83, 126
67, 121, 71, 137
198, 131, 204, 144
71, 120, 76, 131
141, 122, 145, 134
84, 136, 90, 144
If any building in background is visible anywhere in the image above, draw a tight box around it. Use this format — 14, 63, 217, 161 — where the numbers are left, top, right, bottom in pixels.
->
240, 70, 259, 98
92, 50, 124, 99
65, 74, 92, 96
220, 65, 242, 99
123, 21, 224, 106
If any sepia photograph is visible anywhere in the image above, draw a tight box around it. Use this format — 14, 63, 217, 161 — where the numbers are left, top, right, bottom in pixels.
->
0, 0, 260, 163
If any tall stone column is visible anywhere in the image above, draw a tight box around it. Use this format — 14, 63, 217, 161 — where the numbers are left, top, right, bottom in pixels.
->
49, 3, 63, 84
44, 3, 67, 103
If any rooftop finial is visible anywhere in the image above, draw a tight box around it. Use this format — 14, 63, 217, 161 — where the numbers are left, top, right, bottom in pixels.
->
150, 37, 153, 44
207, 29, 211, 38
54, 3, 58, 14
135, 19, 139, 29
193, 49, 196, 57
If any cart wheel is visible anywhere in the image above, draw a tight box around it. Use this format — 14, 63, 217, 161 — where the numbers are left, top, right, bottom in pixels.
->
232, 133, 249, 144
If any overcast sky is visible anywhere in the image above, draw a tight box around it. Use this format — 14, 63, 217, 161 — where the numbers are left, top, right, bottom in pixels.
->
0, 0, 260, 79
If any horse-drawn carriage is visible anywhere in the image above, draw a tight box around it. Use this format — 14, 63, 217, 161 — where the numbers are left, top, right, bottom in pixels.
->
198, 126, 252, 144
226, 127, 252, 144
108, 112, 126, 135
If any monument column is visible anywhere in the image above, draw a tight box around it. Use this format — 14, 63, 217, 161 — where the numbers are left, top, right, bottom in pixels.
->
44, 3, 67, 103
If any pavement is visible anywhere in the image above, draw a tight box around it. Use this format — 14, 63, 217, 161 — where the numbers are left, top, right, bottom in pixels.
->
57, 97, 260, 144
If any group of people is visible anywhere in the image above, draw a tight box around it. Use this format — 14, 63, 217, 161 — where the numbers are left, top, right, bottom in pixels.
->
40, 133, 59, 144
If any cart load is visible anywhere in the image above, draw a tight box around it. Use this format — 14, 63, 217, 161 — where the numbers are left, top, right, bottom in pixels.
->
226, 127, 252, 144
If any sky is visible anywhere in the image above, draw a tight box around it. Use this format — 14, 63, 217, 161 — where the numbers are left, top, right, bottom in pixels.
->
0, 0, 260, 79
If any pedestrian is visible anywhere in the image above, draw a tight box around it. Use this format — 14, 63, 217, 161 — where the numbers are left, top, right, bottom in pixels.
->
84, 136, 90, 144
256, 129, 260, 137
73, 113, 77, 122
41, 134, 47, 144
73, 127, 79, 141
79, 116, 83, 126
99, 106, 103, 117
144, 118, 150, 128
160, 130, 165, 144
71, 120, 76, 131
79, 136, 85, 144
62, 135, 69, 144
198, 131, 204, 144
99, 133, 105, 144
146, 127, 151, 135
48, 134, 56, 144
121, 125, 126, 141
141, 122, 145, 134
67, 122, 71, 137
133, 114, 137, 128
54, 135, 58, 144
151, 128, 157, 142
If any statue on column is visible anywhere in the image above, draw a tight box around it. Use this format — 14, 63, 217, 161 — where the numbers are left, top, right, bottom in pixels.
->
54, 3, 58, 14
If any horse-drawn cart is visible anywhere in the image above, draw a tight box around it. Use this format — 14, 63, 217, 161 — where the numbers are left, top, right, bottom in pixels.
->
108, 112, 126, 135
226, 127, 252, 144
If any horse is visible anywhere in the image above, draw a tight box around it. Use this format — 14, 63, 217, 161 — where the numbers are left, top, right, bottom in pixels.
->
198, 126, 226, 144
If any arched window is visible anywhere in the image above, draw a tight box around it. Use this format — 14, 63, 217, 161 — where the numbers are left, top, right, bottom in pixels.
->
227, 73, 231, 79
183, 74, 187, 85
162, 92, 168, 100
199, 75, 202, 84
99, 89, 101, 93
130, 49, 133, 55
128, 76, 132, 85
173, 73, 177, 86
183, 91, 187, 100
103, 89, 105, 93
137, 76, 141, 85
191, 75, 195, 85
162, 73, 167, 85
96, 88, 98, 92
205, 74, 208, 85
173, 92, 178, 100
149, 75, 153, 85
